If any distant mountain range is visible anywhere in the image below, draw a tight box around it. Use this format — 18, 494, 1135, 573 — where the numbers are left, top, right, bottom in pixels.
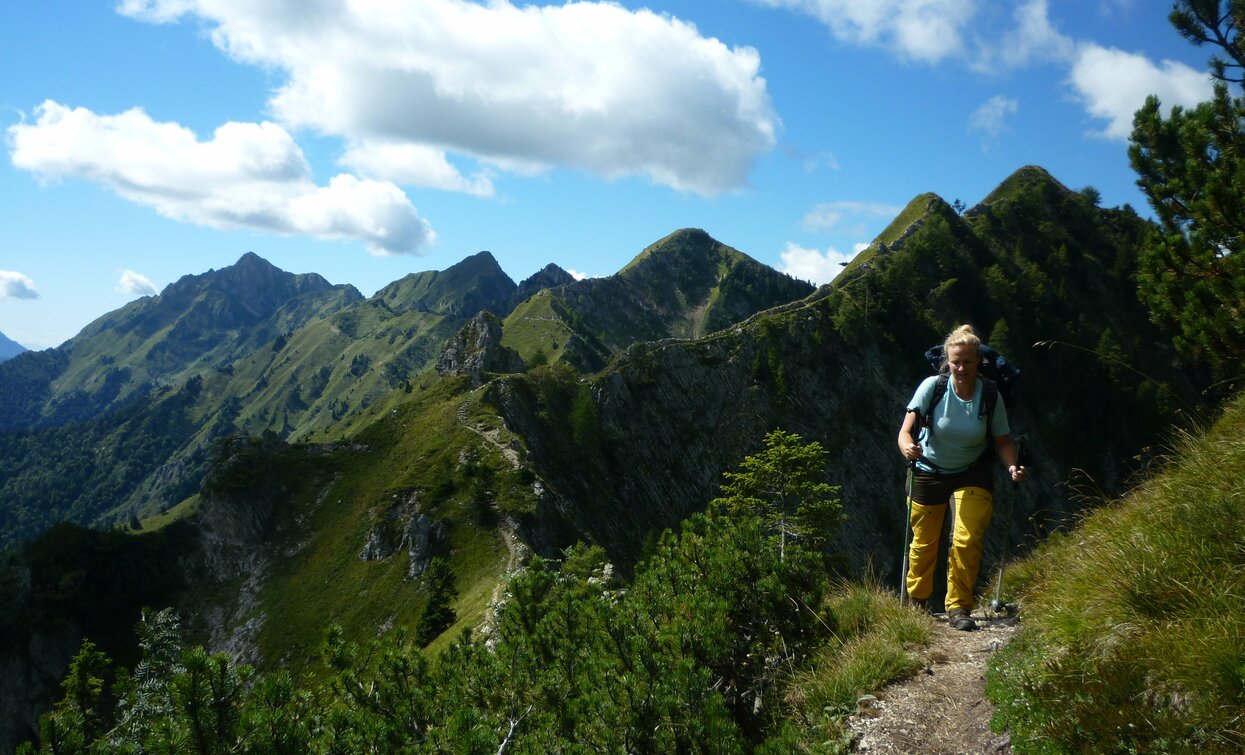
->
0, 331, 25, 362
0, 230, 810, 548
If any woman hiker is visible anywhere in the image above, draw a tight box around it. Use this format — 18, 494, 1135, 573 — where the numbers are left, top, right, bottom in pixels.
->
896, 324, 1026, 631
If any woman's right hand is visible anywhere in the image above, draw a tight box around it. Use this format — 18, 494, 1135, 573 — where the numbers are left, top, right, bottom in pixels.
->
903, 441, 921, 461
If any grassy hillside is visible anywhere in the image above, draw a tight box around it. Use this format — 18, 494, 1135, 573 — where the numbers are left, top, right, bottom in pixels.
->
235, 375, 536, 673
987, 391, 1245, 753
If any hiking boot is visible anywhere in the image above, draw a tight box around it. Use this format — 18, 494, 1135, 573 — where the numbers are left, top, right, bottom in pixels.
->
910, 597, 933, 614
948, 608, 977, 631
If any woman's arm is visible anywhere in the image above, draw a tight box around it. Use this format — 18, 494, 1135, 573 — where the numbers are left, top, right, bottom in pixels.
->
898, 411, 921, 461
994, 434, 1027, 482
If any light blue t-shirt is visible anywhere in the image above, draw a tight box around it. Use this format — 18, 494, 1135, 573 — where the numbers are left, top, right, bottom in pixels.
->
907, 375, 1010, 474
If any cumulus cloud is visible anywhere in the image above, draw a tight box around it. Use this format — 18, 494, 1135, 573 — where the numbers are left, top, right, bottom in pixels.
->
778, 242, 859, 285
753, 0, 974, 63
1069, 44, 1213, 140
1099, 0, 1136, 16
969, 95, 1019, 139
340, 142, 494, 197
756, 0, 1074, 72
566, 269, 593, 281
974, 0, 1074, 71
119, 0, 778, 195
0, 270, 40, 300
118, 269, 159, 296
802, 201, 901, 233
9, 101, 434, 255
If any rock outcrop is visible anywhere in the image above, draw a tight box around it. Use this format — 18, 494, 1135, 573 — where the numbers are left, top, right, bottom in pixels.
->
437, 311, 526, 387
358, 488, 447, 579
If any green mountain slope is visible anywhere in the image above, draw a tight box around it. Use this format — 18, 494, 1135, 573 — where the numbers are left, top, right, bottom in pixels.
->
0, 252, 362, 431
502, 228, 814, 371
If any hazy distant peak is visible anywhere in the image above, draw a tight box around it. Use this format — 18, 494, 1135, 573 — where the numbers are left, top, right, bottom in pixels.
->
0, 329, 27, 362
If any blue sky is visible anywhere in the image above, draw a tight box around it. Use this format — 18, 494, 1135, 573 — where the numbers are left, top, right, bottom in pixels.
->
0, 0, 1214, 349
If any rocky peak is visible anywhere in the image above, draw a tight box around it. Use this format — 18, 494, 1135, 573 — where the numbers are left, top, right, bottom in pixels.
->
979, 165, 1077, 208
376, 251, 517, 316
618, 228, 718, 277
158, 252, 334, 313
436, 311, 526, 386
515, 263, 576, 303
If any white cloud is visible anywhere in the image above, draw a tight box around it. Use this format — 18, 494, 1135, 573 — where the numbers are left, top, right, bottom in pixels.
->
753, 0, 974, 63
118, 269, 158, 296
804, 151, 841, 173
566, 269, 593, 281
1069, 44, 1214, 140
119, 0, 778, 195
778, 242, 859, 285
969, 95, 1019, 138
9, 101, 434, 255
756, 0, 1075, 72
0, 270, 40, 300
802, 201, 902, 233
1099, 0, 1136, 16
974, 0, 1074, 71
340, 142, 494, 197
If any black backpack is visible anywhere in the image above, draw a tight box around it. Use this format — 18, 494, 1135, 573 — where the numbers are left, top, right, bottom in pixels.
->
916, 343, 1019, 441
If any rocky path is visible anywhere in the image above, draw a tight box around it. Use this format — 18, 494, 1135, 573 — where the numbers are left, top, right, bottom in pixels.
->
848, 613, 1019, 754
454, 394, 530, 630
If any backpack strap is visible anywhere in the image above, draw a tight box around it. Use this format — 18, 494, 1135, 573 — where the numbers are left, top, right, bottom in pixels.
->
979, 378, 999, 425
919, 374, 950, 440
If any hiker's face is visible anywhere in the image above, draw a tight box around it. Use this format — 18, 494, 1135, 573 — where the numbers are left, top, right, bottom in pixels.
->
946, 344, 978, 385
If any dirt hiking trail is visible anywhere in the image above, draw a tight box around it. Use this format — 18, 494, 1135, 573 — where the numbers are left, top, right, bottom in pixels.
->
848, 613, 1019, 754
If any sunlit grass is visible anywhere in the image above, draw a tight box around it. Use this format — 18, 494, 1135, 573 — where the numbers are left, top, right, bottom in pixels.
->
138, 493, 200, 532
988, 393, 1245, 753
780, 580, 933, 752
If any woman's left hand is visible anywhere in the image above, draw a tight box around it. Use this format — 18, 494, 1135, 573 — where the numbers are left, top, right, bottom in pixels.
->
1009, 465, 1026, 482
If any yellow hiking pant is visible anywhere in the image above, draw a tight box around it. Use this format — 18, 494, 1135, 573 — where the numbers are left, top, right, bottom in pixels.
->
906, 486, 993, 613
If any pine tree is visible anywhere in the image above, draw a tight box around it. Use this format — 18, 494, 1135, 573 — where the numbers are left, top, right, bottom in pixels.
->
1129, 0, 1245, 379
414, 557, 458, 646
711, 428, 842, 562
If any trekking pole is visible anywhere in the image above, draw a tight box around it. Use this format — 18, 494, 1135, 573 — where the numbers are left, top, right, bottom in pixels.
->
899, 460, 915, 607
989, 478, 1016, 615
990, 439, 1026, 615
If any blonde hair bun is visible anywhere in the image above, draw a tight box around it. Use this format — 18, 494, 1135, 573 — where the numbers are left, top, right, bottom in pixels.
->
943, 324, 981, 353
